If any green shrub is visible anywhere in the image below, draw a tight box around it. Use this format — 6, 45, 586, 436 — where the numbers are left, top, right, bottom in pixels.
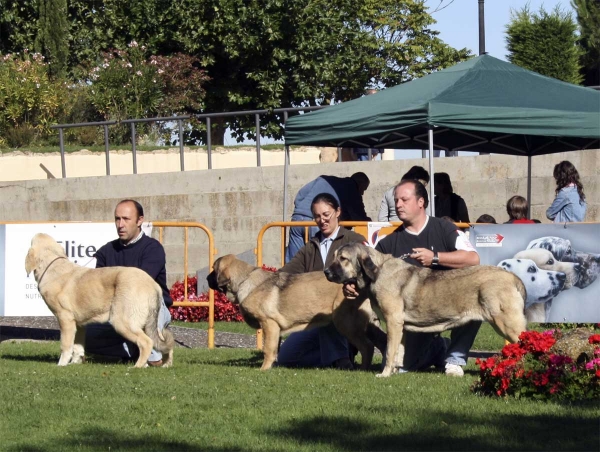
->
3, 124, 36, 148
0, 51, 67, 137
71, 126, 99, 146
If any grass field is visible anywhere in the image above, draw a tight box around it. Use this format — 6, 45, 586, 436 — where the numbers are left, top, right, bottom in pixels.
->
1, 335, 598, 451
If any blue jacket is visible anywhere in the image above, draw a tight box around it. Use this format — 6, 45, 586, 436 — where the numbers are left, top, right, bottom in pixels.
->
95, 234, 173, 306
546, 186, 586, 223
293, 176, 370, 221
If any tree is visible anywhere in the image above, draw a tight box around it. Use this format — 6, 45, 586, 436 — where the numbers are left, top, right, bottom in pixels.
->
172, 0, 472, 143
505, 5, 583, 85
571, 0, 600, 86
34, 0, 69, 78
2, 0, 471, 144
0, 0, 38, 55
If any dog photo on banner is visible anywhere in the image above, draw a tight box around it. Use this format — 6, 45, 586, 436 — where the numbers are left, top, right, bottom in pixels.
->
470, 223, 600, 323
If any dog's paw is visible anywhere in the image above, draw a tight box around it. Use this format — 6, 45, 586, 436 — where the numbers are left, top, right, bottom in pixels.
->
376, 371, 391, 378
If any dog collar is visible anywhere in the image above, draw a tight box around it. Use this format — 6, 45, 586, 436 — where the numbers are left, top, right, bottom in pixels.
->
37, 256, 67, 286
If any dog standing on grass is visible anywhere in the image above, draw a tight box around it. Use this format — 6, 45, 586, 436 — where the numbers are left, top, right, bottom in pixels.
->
25, 233, 174, 368
207, 254, 380, 371
325, 243, 528, 378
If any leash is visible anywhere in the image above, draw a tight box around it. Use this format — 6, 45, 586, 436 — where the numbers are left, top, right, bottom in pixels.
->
398, 253, 412, 260
37, 256, 67, 286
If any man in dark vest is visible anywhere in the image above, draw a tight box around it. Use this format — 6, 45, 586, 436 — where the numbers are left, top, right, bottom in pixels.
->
85, 199, 172, 366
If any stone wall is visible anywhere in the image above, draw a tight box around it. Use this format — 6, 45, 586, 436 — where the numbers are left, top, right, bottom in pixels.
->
0, 149, 597, 288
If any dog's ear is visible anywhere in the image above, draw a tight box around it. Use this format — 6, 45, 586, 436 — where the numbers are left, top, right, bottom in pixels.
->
358, 248, 379, 282
25, 248, 36, 276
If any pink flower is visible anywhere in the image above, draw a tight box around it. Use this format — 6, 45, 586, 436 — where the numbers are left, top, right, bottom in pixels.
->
585, 358, 600, 370
548, 354, 573, 367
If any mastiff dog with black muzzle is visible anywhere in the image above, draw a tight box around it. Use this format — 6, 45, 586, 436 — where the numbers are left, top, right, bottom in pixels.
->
207, 254, 384, 371
324, 243, 528, 378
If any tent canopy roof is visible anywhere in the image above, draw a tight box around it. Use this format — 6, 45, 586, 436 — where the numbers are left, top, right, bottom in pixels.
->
284, 55, 600, 156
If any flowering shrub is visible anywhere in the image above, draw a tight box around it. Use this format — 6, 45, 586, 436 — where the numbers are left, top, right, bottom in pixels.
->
472, 329, 600, 401
85, 41, 209, 145
0, 51, 67, 139
168, 265, 278, 323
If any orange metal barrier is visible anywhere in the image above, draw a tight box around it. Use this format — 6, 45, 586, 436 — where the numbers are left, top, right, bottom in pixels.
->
154, 221, 216, 349
1, 220, 217, 349
254, 220, 470, 349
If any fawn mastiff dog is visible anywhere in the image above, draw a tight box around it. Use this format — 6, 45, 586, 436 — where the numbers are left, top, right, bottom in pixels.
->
324, 243, 527, 377
25, 233, 174, 368
207, 254, 381, 370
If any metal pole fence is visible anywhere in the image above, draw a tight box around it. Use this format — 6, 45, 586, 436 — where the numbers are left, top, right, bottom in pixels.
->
103, 125, 110, 175
49, 107, 327, 178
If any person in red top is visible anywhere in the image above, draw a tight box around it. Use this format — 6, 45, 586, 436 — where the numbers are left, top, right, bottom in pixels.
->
504, 195, 538, 224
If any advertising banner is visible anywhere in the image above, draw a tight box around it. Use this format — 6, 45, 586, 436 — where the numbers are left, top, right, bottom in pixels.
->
366, 222, 393, 247
0, 222, 153, 316
470, 223, 600, 323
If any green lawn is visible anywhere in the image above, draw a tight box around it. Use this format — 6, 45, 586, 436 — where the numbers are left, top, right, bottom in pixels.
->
0, 341, 597, 452
173, 320, 256, 335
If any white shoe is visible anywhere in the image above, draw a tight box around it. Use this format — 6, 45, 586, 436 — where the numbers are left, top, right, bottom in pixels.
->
444, 363, 464, 377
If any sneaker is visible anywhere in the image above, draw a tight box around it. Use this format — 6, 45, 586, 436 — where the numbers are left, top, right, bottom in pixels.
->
444, 363, 464, 377
147, 359, 163, 367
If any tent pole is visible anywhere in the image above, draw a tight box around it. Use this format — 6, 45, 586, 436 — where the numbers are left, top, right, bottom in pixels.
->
283, 145, 290, 221
283, 111, 290, 222
428, 127, 435, 217
527, 155, 532, 219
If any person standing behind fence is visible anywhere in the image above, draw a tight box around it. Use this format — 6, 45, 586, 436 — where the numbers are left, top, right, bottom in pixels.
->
378, 166, 430, 222
286, 173, 371, 262
546, 161, 587, 223
433, 172, 470, 223
86, 199, 172, 366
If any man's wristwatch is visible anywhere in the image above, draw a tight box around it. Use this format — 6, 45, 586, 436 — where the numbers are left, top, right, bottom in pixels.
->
431, 251, 439, 266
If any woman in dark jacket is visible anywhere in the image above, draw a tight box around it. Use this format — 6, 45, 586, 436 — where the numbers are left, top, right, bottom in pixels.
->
277, 193, 366, 369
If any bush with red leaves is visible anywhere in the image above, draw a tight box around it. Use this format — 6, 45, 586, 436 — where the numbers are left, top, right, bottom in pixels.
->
168, 265, 277, 322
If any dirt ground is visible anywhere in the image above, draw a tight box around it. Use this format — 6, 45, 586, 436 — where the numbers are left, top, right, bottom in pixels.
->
0, 317, 256, 349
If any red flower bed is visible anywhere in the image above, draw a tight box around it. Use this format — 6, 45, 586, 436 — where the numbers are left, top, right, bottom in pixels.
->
168, 264, 277, 322
472, 330, 600, 401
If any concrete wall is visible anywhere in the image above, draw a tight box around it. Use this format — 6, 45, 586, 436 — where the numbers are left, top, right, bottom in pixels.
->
1, 149, 598, 288
0, 146, 325, 181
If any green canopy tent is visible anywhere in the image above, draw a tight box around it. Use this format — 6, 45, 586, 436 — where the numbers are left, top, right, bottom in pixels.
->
283, 54, 600, 217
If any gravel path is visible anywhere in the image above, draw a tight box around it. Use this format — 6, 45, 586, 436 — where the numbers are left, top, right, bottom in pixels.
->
0, 317, 495, 359
0, 317, 256, 349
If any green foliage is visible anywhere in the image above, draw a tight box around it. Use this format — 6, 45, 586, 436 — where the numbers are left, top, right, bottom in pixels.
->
3, 124, 36, 147
88, 42, 163, 122
34, 0, 69, 78
173, 0, 471, 142
0, 51, 67, 139
571, 0, 600, 86
1, 0, 470, 144
506, 5, 583, 84
0, 0, 38, 55
85, 43, 209, 144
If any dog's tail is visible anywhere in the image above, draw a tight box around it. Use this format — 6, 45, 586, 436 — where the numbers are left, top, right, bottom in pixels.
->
144, 286, 175, 366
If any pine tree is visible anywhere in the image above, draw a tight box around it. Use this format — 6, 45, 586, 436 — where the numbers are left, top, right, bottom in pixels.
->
506, 5, 583, 85
34, 0, 69, 79
571, 0, 600, 86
